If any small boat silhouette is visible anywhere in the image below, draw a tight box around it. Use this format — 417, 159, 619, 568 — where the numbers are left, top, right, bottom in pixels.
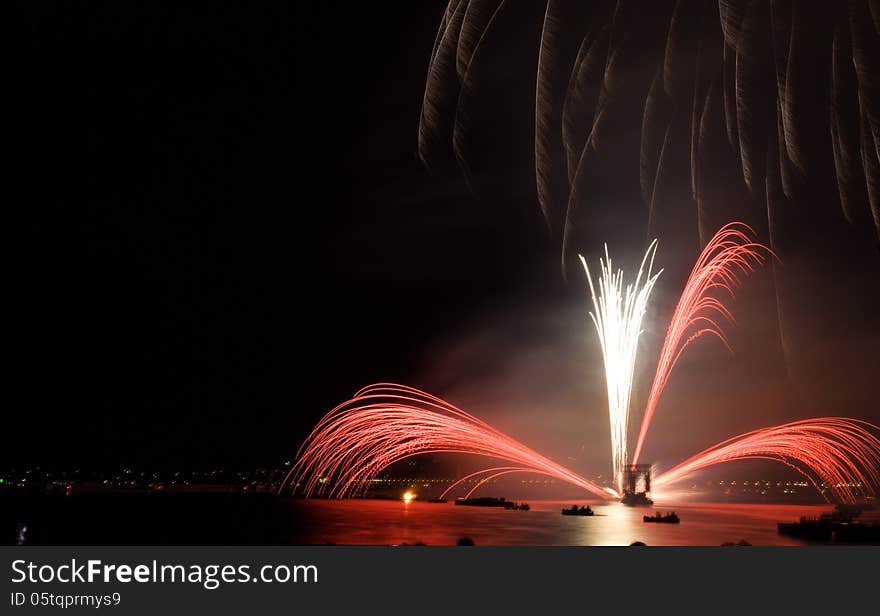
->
561, 504, 594, 516
643, 511, 680, 524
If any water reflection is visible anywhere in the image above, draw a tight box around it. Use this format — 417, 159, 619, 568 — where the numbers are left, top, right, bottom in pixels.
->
289, 500, 832, 546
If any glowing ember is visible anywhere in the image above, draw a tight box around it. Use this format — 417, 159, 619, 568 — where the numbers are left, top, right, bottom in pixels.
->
579, 241, 661, 493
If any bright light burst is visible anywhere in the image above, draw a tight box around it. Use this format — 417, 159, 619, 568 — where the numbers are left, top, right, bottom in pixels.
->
631, 222, 772, 465
579, 241, 661, 493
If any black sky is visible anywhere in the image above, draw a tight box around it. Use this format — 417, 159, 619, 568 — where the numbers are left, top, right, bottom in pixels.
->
11, 1, 556, 470
11, 2, 878, 478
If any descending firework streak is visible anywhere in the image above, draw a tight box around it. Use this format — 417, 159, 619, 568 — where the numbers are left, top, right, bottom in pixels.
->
580, 241, 661, 493
284, 223, 880, 504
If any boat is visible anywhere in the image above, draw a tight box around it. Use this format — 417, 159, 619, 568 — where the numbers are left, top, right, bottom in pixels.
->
427, 497, 448, 503
454, 497, 509, 507
561, 505, 594, 516
778, 509, 880, 544
643, 511, 680, 524
514, 503, 530, 511
777, 517, 833, 541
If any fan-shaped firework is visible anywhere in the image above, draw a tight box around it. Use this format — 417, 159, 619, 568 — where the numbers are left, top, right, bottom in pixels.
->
285, 222, 879, 505
284, 383, 611, 499
653, 418, 880, 503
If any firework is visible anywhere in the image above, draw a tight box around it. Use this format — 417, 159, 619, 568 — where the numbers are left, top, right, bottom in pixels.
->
653, 418, 880, 503
284, 385, 880, 504
282, 383, 611, 499
287, 222, 879, 506
631, 222, 772, 465
579, 241, 661, 492
439, 467, 537, 500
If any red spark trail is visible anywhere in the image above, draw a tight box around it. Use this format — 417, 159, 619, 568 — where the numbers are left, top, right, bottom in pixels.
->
287, 223, 879, 506
439, 467, 532, 500
281, 383, 613, 499
631, 222, 774, 465
461, 468, 555, 500
285, 384, 880, 504
653, 418, 880, 503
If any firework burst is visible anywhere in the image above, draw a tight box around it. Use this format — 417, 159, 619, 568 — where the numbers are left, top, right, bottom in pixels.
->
631, 222, 773, 465
579, 241, 661, 493
285, 222, 879, 506
653, 418, 880, 503
284, 383, 611, 499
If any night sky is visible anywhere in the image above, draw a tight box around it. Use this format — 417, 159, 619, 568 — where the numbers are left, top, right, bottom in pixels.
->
11, 2, 879, 479
12, 2, 539, 470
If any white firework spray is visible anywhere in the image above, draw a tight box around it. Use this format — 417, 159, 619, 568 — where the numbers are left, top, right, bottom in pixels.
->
580, 241, 662, 494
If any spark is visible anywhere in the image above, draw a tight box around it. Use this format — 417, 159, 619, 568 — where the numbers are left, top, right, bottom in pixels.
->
631, 222, 773, 465
281, 383, 612, 499
579, 241, 662, 492
653, 418, 880, 503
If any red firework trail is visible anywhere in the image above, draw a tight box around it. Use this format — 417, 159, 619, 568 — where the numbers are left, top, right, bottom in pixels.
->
630, 222, 774, 465
653, 418, 880, 503
286, 222, 880, 504
439, 467, 531, 500
285, 383, 880, 503
282, 383, 613, 499
438, 467, 560, 500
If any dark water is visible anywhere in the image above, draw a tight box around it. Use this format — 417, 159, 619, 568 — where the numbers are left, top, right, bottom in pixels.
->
291, 500, 835, 546
4, 493, 864, 546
